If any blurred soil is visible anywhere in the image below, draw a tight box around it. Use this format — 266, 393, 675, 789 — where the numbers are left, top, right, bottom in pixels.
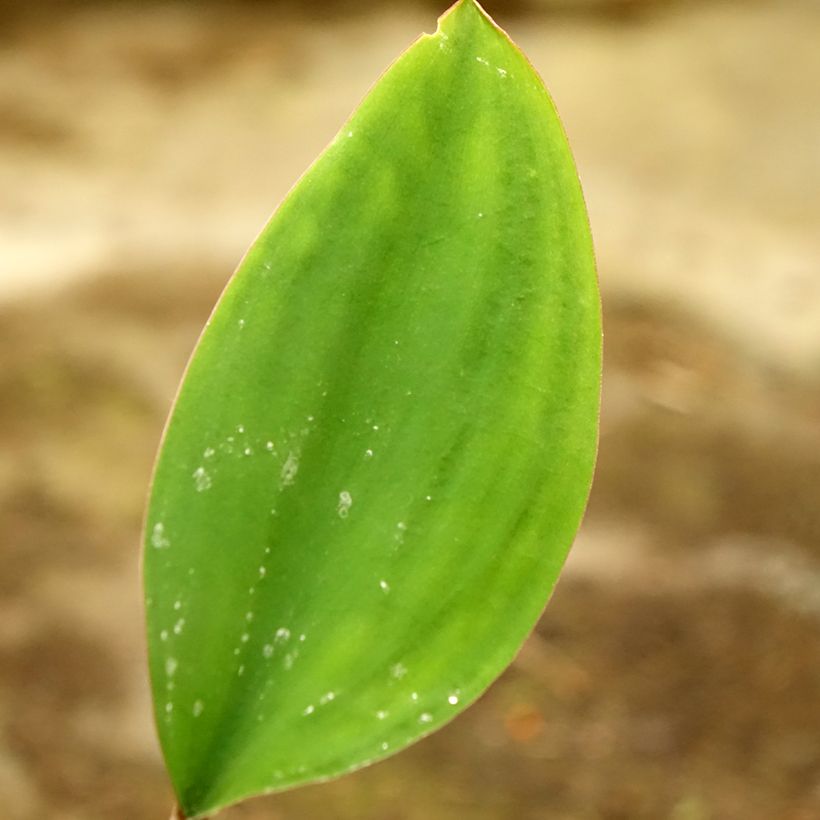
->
1, 1, 819, 818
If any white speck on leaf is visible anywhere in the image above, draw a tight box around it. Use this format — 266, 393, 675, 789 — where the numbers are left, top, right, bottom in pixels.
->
193, 700, 204, 717
376, 710, 388, 720
364, 448, 374, 458
319, 691, 336, 705
280, 451, 299, 487
244, 446, 253, 456
275, 627, 291, 643
497, 67, 508, 77
476, 56, 489, 66
391, 663, 407, 680
203, 447, 215, 459
410, 691, 419, 702
173, 600, 181, 611
192, 467, 212, 492
266, 441, 275, 452
160, 630, 168, 642
419, 712, 433, 724
448, 694, 460, 705
173, 618, 185, 635
241, 632, 249, 643
303, 704, 315, 716
258, 566, 266, 578
379, 579, 390, 593
263, 644, 274, 658
165, 657, 177, 677
151, 523, 170, 549
338, 490, 353, 518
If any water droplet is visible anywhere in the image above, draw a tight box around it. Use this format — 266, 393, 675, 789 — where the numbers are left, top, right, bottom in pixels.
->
192, 466, 212, 492
151, 522, 170, 549
244, 446, 253, 456
192, 700, 204, 717
379, 579, 390, 593
337, 490, 353, 518
303, 704, 315, 716
448, 694, 459, 705
266, 441, 275, 452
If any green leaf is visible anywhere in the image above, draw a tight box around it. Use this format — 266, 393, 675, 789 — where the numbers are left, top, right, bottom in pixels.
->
143, 0, 600, 815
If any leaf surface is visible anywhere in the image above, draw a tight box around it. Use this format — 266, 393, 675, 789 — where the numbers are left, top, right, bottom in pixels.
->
144, 1, 600, 815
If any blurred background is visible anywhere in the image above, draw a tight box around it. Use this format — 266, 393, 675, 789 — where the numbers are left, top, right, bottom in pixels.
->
1, 0, 819, 818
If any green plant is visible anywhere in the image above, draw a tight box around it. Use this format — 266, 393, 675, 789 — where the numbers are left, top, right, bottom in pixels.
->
143, 0, 600, 816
